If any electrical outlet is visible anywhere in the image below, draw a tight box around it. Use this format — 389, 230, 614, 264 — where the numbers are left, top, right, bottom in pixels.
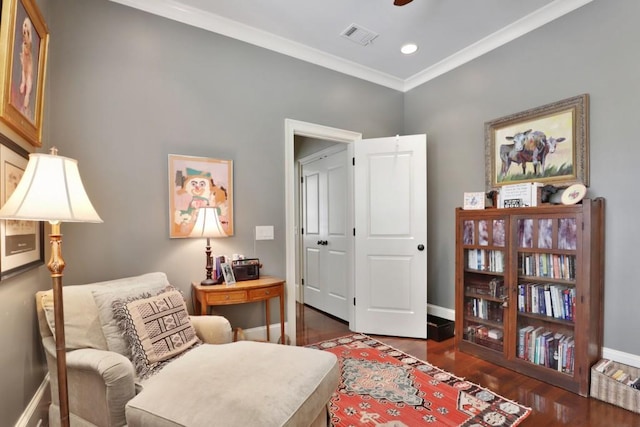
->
255, 225, 274, 240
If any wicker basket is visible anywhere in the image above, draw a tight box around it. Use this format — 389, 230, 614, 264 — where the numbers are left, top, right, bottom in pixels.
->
590, 360, 640, 413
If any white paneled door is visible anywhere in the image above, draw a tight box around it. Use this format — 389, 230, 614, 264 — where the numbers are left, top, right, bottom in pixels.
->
301, 148, 350, 320
354, 135, 427, 338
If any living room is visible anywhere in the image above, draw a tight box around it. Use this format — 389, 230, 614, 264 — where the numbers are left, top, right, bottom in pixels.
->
2, 0, 639, 424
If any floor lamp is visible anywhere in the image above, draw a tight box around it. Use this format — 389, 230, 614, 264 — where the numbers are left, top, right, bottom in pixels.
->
0, 148, 102, 427
189, 206, 227, 285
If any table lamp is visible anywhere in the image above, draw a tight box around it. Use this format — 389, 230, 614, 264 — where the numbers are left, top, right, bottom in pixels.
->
189, 206, 227, 285
0, 148, 102, 427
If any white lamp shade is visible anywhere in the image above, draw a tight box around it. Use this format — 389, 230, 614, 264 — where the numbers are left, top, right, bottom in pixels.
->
189, 206, 227, 238
0, 153, 102, 223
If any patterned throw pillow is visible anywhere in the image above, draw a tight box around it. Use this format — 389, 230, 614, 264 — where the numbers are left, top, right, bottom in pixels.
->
113, 288, 200, 378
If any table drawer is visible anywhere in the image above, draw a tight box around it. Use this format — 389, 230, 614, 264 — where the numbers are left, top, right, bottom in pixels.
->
248, 286, 281, 301
205, 290, 248, 304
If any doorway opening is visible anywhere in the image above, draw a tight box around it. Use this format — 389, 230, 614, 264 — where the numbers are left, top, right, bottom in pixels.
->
285, 119, 361, 345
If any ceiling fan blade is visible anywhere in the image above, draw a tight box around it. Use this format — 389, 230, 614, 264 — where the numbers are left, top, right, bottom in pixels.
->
394, 0, 413, 5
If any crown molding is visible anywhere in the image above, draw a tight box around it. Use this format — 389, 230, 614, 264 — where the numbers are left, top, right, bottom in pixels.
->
111, 0, 593, 93
403, 0, 594, 91
109, 0, 405, 91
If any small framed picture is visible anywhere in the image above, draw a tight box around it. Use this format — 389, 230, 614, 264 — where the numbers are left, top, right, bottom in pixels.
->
463, 192, 485, 210
221, 262, 236, 285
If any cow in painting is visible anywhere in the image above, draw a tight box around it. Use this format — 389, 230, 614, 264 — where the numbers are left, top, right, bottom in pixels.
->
500, 130, 566, 177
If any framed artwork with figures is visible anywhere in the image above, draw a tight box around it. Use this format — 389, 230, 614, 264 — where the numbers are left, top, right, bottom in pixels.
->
0, 0, 49, 147
484, 94, 589, 191
168, 154, 234, 238
0, 134, 44, 280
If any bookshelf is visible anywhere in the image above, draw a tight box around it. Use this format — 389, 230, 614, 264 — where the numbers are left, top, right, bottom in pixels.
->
455, 198, 605, 396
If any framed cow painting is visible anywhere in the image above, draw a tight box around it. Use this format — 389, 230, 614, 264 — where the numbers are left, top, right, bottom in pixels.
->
484, 94, 589, 191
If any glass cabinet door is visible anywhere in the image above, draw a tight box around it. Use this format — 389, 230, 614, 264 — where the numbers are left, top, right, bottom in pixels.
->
514, 214, 579, 375
461, 217, 508, 353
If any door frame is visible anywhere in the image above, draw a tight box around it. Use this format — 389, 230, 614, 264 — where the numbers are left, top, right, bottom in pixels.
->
285, 119, 361, 345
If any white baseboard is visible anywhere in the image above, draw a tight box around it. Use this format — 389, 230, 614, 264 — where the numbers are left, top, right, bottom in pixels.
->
603, 347, 640, 368
15, 373, 49, 427
427, 303, 455, 321
241, 322, 290, 343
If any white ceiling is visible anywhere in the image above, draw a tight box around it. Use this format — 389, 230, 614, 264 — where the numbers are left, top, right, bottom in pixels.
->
110, 0, 593, 92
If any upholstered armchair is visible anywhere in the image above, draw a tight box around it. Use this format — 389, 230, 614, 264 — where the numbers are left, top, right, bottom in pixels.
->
35, 272, 339, 426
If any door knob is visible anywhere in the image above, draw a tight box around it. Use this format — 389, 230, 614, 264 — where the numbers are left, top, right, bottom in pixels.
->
323, 240, 329, 246
317, 240, 323, 245
417, 244, 425, 251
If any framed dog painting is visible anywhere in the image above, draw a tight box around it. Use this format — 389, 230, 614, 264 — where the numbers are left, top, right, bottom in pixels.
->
168, 154, 234, 238
0, 0, 49, 147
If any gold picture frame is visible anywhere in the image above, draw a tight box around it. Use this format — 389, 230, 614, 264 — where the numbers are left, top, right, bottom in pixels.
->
0, 0, 49, 147
485, 94, 589, 191
168, 154, 234, 238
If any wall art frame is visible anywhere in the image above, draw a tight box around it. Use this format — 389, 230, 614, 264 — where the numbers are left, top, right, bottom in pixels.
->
168, 154, 234, 238
0, 0, 49, 147
485, 94, 589, 191
0, 133, 44, 280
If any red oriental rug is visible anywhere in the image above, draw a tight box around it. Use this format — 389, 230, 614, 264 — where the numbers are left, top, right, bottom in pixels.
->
308, 334, 531, 427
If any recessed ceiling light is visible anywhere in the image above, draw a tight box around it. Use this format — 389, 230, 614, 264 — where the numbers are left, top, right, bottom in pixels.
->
401, 43, 418, 55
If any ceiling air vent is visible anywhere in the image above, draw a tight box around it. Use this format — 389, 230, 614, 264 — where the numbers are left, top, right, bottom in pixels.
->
340, 23, 379, 46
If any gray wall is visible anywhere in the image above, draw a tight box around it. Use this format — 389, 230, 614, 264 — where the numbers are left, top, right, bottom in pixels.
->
0, 2, 54, 425
46, 1, 402, 332
5, 0, 640, 423
3, 0, 403, 422
405, 0, 640, 355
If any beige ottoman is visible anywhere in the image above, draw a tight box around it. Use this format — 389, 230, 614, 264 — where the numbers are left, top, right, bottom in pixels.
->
126, 341, 339, 426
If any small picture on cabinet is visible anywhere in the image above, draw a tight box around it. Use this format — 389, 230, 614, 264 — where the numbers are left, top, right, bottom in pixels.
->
518, 219, 533, 248
558, 218, 577, 250
493, 219, 505, 247
538, 219, 553, 249
463, 220, 474, 245
478, 220, 489, 246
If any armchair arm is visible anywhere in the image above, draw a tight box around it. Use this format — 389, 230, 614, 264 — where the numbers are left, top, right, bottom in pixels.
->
43, 338, 135, 427
189, 315, 233, 344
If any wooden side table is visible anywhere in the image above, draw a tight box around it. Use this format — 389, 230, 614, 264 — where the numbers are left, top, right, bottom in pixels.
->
191, 276, 285, 344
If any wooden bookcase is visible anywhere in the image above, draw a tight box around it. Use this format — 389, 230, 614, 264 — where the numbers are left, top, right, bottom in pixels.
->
454, 198, 604, 396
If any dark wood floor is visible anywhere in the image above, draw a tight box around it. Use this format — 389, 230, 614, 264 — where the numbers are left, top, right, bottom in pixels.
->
296, 303, 640, 426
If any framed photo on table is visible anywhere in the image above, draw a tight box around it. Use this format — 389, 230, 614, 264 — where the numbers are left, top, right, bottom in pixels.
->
0, 134, 44, 280
485, 94, 589, 191
0, 0, 49, 147
221, 263, 236, 285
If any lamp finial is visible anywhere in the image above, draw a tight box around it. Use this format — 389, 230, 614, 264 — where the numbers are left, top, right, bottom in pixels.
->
49, 146, 58, 156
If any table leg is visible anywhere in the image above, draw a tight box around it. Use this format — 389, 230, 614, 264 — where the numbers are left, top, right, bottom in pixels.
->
198, 292, 207, 315
265, 299, 271, 342
279, 292, 285, 344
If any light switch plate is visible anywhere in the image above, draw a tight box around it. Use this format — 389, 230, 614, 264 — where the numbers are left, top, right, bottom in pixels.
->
255, 225, 274, 240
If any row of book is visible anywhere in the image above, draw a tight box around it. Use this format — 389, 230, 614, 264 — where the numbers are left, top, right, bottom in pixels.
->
519, 253, 576, 280
593, 359, 640, 389
465, 298, 504, 323
518, 326, 574, 374
467, 249, 505, 273
517, 282, 576, 321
